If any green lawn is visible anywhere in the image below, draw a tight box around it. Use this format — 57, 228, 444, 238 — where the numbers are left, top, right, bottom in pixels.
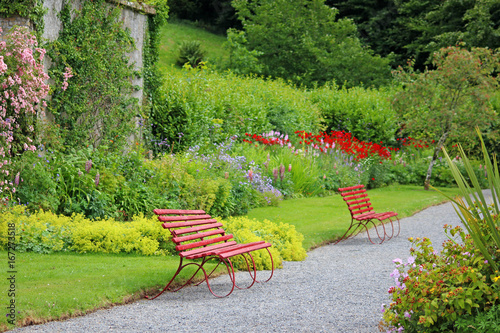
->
0, 185, 462, 330
158, 20, 228, 71
0, 252, 219, 330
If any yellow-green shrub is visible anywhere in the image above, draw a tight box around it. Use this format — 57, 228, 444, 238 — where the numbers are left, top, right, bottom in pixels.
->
221, 216, 307, 270
0, 206, 171, 255
70, 214, 169, 255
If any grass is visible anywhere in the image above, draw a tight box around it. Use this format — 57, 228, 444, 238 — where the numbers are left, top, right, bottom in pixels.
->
0, 252, 221, 331
158, 20, 228, 71
245, 185, 463, 250
0, 185, 462, 330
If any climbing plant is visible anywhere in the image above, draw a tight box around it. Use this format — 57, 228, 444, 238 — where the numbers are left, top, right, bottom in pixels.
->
0, 0, 46, 39
45, 0, 140, 150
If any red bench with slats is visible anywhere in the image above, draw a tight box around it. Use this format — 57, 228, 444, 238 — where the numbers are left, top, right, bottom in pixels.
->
336, 185, 400, 244
146, 209, 274, 299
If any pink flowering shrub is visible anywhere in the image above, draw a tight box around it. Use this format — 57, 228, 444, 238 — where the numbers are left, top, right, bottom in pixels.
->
381, 225, 500, 332
0, 26, 49, 197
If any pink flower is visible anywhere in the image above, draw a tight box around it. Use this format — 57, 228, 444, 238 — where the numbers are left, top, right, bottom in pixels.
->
85, 160, 92, 173
273, 168, 278, 182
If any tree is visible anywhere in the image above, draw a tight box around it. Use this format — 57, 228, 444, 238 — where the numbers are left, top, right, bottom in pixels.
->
229, 0, 391, 87
327, 0, 500, 70
392, 46, 500, 190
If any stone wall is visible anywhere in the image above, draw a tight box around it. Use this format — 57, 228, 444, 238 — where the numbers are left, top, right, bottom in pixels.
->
0, 15, 32, 39
0, 0, 155, 104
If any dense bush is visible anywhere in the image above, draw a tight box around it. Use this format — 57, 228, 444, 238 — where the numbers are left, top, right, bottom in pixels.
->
381, 225, 500, 332
0, 206, 171, 255
176, 40, 206, 67
308, 83, 398, 145
454, 304, 500, 332
0, 205, 308, 271
230, 0, 392, 88
222, 216, 307, 270
151, 67, 322, 153
10, 139, 288, 220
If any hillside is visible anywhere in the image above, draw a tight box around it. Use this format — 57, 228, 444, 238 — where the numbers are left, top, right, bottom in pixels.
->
157, 20, 228, 71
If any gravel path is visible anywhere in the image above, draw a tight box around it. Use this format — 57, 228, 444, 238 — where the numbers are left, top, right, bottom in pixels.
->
12, 192, 492, 333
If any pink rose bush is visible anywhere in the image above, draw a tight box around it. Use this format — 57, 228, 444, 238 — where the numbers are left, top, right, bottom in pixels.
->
0, 26, 50, 197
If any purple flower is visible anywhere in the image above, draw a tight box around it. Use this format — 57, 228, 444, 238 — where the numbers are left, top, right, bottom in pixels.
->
390, 269, 400, 279
407, 256, 415, 265
95, 171, 100, 187
404, 311, 411, 319
85, 160, 92, 173
14, 172, 20, 186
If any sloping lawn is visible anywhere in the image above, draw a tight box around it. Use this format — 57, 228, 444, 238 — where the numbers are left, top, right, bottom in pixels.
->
158, 20, 227, 70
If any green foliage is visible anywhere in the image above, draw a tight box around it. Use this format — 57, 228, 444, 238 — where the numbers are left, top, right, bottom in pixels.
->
438, 129, 500, 271
394, 0, 500, 70
156, 21, 228, 70
0, 0, 46, 38
167, 0, 238, 33
329, 0, 500, 71
0, 206, 171, 255
222, 216, 307, 270
151, 67, 321, 152
393, 46, 500, 189
309, 83, 398, 144
222, 29, 263, 75
12, 149, 60, 212
230, 0, 392, 87
176, 40, 206, 67
382, 226, 500, 332
45, 0, 139, 150
454, 304, 500, 333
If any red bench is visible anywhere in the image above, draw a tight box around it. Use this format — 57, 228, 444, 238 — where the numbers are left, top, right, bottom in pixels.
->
336, 185, 400, 244
146, 209, 274, 299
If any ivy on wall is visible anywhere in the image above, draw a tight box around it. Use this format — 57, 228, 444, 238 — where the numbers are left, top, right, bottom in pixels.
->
142, 0, 168, 145
45, 0, 140, 150
0, 0, 46, 38
2, 0, 168, 150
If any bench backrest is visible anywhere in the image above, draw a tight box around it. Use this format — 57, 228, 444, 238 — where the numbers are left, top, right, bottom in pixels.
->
338, 185, 373, 218
153, 209, 236, 257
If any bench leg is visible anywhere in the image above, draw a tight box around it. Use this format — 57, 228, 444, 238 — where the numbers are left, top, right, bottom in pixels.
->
204, 257, 236, 298
367, 219, 386, 244
145, 257, 191, 300
232, 253, 258, 290
334, 220, 367, 244
335, 219, 385, 245
255, 248, 274, 283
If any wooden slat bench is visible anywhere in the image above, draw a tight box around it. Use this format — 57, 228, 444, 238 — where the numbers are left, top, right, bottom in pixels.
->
146, 209, 274, 299
336, 185, 400, 244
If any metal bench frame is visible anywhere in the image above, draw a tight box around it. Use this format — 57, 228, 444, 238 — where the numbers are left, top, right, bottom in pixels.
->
146, 209, 274, 299
336, 185, 400, 244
